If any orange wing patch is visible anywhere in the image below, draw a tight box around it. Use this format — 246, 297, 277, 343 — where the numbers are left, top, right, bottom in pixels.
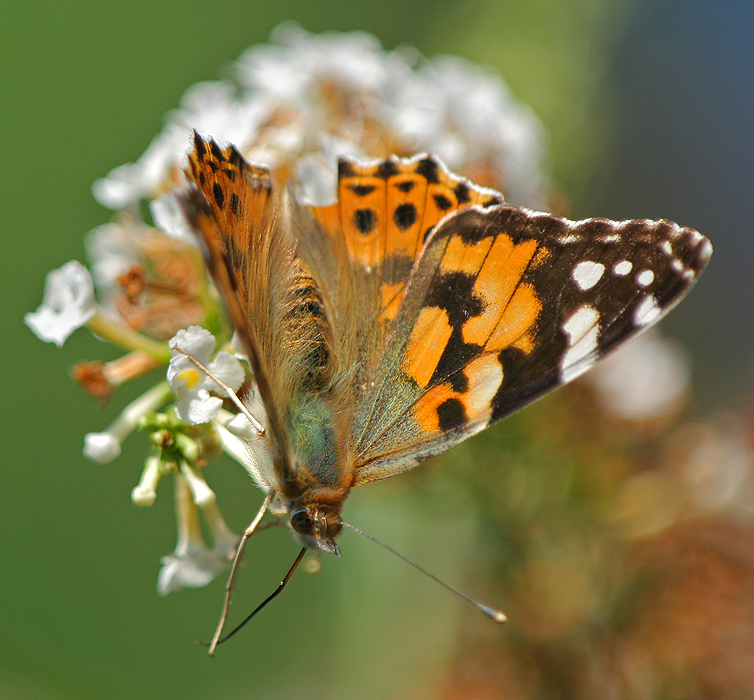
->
458, 235, 541, 351
186, 132, 273, 299
312, 155, 504, 323
336, 161, 387, 268
412, 354, 503, 434
404, 307, 453, 388
399, 224, 544, 438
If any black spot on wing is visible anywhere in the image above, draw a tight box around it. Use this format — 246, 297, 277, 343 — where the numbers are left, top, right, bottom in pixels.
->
394, 203, 418, 230
377, 160, 401, 179
194, 133, 206, 159
396, 180, 415, 193
212, 182, 225, 210
228, 146, 244, 169
354, 208, 378, 235
229, 192, 241, 218
446, 361, 469, 393
351, 183, 376, 196
416, 157, 440, 184
430, 327, 482, 389
433, 193, 453, 211
454, 181, 471, 204
210, 140, 223, 160
424, 270, 483, 327
436, 398, 467, 431
338, 159, 358, 178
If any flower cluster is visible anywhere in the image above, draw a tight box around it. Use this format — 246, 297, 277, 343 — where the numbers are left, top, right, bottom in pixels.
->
25, 25, 547, 595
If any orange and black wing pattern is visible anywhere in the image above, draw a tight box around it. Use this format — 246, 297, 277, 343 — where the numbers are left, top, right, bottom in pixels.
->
311, 154, 503, 326
181, 132, 294, 469
350, 205, 711, 485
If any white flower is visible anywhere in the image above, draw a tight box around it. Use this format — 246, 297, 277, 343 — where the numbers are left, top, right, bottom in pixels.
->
25, 260, 95, 347
83, 382, 172, 464
168, 326, 245, 424
84, 219, 160, 313
381, 54, 546, 207
93, 81, 273, 210
90, 25, 547, 213
179, 461, 216, 508
236, 23, 399, 102
225, 411, 258, 440
84, 431, 122, 463
158, 475, 238, 595
295, 132, 365, 206
148, 189, 197, 243
131, 454, 162, 507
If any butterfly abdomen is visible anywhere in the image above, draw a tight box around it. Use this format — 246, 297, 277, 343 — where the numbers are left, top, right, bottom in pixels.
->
280, 262, 334, 393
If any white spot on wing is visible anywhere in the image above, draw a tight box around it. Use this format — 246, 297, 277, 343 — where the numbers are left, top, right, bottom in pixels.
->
464, 356, 503, 424
636, 269, 655, 287
633, 295, 662, 327
559, 305, 600, 382
557, 234, 580, 244
598, 233, 621, 243
572, 261, 605, 291
613, 260, 632, 276
699, 238, 713, 262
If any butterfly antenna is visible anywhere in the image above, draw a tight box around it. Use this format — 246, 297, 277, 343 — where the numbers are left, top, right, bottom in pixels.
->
204, 493, 273, 655
200, 546, 307, 653
342, 521, 507, 624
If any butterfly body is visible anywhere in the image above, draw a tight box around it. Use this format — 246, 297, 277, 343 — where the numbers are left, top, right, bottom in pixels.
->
181, 132, 711, 556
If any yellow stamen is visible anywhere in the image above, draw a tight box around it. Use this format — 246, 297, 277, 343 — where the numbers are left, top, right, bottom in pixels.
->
179, 368, 200, 388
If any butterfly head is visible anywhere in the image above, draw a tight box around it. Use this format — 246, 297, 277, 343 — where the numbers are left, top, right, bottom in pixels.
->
288, 504, 343, 556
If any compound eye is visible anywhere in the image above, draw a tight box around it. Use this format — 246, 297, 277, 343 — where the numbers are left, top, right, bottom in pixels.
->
290, 509, 314, 535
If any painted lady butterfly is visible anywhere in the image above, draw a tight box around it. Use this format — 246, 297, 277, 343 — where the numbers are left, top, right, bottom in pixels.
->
179, 132, 711, 644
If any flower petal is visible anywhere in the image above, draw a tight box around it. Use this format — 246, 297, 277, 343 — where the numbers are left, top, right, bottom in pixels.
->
83, 431, 122, 463
25, 260, 95, 347
176, 388, 223, 424
207, 351, 245, 394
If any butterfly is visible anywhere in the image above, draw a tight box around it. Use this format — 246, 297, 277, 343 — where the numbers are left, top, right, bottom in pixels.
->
178, 131, 710, 639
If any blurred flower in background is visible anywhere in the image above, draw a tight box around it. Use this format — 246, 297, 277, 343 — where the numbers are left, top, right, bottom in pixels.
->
23, 22, 754, 700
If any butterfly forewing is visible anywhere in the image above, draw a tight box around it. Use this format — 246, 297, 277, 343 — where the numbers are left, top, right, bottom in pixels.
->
350, 204, 711, 485
182, 133, 300, 480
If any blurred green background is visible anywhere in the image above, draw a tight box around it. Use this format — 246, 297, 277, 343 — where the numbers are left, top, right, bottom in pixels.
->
3, 1, 751, 699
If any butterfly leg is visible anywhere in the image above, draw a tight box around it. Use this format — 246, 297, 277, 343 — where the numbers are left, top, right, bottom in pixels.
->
207, 491, 274, 656
171, 346, 266, 436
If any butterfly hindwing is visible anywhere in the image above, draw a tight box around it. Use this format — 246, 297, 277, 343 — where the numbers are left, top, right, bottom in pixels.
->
351, 204, 712, 485
312, 155, 504, 361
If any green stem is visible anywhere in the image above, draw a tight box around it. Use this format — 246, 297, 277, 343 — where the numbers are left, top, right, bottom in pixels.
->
86, 309, 172, 363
